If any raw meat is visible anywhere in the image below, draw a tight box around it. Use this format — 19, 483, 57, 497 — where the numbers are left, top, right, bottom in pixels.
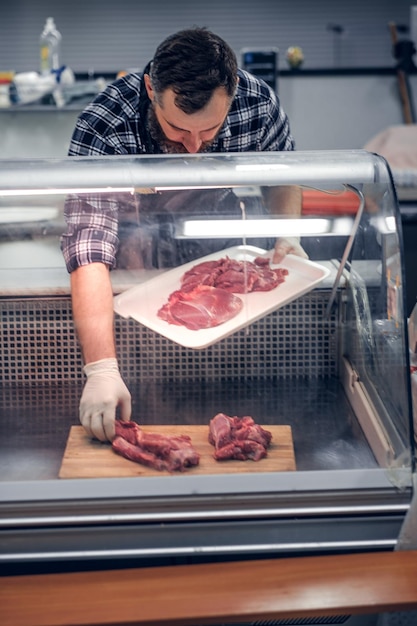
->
157, 255, 288, 332
112, 420, 200, 472
157, 284, 243, 330
112, 437, 171, 471
208, 413, 272, 461
181, 256, 288, 294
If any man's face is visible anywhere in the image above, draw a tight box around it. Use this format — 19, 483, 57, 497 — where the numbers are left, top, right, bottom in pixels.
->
145, 75, 231, 154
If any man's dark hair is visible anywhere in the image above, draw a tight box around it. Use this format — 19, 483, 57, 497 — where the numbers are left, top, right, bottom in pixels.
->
149, 27, 238, 113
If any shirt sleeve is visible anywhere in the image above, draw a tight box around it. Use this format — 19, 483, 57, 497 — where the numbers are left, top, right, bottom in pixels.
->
62, 109, 130, 271
60, 193, 119, 273
61, 117, 121, 271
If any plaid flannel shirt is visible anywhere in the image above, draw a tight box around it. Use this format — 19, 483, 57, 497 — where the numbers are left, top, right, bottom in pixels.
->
61, 69, 295, 272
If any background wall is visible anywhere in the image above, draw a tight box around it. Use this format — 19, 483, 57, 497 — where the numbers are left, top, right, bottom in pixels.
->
0, 73, 415, 158
1, 0, 416, 74
0, 1, 416, 157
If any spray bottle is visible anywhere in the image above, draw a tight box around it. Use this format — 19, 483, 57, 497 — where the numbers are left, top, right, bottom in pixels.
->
40, 17, 62, 75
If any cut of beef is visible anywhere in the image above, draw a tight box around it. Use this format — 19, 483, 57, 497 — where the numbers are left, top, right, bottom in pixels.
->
157, 284, 243, 330
112, 437, 171, 471
181, 256, 288, 294
113, 419, 138, 446
208, 413, 272, 461
213, 439, 267, 462
112, 420, 200, 472
208, 412, 232, 449
157, 255, 288, 332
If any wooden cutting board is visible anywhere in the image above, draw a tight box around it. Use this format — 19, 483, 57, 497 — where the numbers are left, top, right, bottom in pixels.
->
59, 424, 296, 478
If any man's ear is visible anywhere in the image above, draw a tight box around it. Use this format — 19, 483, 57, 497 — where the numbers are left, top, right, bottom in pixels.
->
144, 74, 154, 101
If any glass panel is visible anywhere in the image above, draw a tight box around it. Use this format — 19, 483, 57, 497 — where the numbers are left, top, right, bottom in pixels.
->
0, 194, 66, 270
344, 179, 412, 462
0, 151, 413, 496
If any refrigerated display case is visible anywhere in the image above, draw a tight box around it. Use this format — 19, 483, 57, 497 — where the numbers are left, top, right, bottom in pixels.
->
0, 149, 415, 587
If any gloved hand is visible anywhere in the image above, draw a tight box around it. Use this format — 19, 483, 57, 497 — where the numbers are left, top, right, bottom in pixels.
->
272, 237, 309, 264
80, 358, 132, 442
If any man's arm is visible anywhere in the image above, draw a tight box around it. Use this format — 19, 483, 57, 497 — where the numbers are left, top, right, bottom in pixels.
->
71, 263, 131, 442
261, 185, 307, 263
262, 185, 302, 218
70, 263, 116, 363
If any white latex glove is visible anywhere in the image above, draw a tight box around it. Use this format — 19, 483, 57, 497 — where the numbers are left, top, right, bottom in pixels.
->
272, 237, 309, 264
80, 358, 131, 442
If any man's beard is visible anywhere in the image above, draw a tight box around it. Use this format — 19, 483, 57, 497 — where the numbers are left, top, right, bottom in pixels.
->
147, 105, 216, 154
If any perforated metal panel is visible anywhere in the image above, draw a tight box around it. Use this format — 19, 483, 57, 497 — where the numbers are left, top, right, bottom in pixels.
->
0, 290, 337, 388
0, 297, 82, 385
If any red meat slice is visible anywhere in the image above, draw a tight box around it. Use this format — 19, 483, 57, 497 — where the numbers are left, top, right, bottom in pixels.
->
166, 445, 201, 471
158, 255, 288, 332
214, 439, 267, 461
208, 412, 233, 449
112, 437, 172, 471
112, 420, 200, 472
114, 419, 140, 445
181, 256, 288, 294
233, 416, 272, 448
157, 284, 243, 330
208, 413, 272, 462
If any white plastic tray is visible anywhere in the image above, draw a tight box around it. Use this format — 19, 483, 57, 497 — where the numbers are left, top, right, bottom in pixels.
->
113, 245, 331, 349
